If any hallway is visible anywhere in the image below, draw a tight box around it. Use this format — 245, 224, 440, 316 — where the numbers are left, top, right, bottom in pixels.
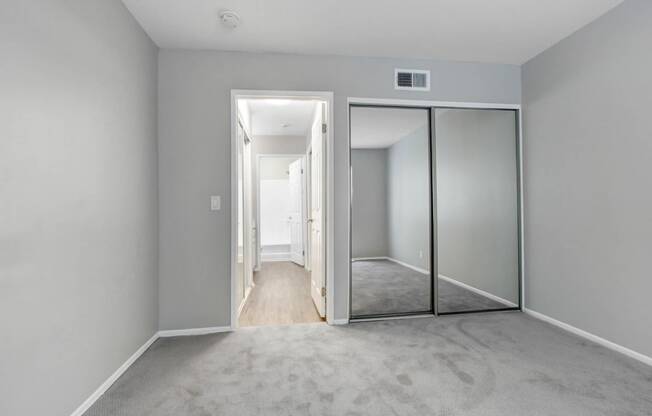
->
239, 262, 323, 327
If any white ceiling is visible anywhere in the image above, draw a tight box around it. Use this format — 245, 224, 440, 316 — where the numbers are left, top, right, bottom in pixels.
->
243, 99, 318, 136
350, 107, 428, 149
122, 0, 623, 64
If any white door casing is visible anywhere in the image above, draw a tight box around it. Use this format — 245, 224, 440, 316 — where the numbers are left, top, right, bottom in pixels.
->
288, 158, 304, 266
304, 147, 312, 272
243, 133, 254, 292
310, 103, 326, 317
231, 90, 334, 328
239, 124, 254, 314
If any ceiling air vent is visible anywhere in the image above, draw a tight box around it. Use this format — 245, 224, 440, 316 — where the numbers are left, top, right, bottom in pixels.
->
395, 69, 430, 91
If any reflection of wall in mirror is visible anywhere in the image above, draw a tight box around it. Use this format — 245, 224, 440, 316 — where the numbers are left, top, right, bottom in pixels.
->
351, 124, 430, 273
387, 126, 431, 272
436, 109, 518, 305
259, 156, 299, 259
351, 148, 388, 259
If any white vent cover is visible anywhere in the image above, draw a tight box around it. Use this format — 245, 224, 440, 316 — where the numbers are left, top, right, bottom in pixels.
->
394, 69, 430, 91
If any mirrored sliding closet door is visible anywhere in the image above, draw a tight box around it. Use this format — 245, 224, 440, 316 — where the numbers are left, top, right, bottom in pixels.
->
349, 106, 433, 318
434, 108, 520, 314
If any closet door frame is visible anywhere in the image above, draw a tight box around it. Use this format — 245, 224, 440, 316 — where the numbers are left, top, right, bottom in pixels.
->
347, 98, 523, 321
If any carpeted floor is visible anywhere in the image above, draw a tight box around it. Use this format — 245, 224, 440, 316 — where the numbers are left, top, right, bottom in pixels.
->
84, 312, 652, 416
351, 259, 510, 316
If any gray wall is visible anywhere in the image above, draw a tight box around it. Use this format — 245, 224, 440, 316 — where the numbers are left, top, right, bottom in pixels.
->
387, 126, 431, 271
436, 109, 519, 303
351, 149, 388, 258
158, 49, 521, 327
0, 1, 158, 415
522, 0, 652, 356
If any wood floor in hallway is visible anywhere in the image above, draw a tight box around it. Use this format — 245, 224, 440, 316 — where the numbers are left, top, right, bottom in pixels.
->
239, 261, 324, 327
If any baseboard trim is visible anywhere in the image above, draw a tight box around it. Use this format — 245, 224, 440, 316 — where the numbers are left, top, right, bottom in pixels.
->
438, 274, 518, 308
331, 318, 349, 325
261, 252, 291, 262
353, 256, 431, 276
261, 257, 291, 262
158, 326, 232, 337
70, 332, 159, 416
352, 256, 388, 262
524, 308, 652, 367
386, 257, 430, 275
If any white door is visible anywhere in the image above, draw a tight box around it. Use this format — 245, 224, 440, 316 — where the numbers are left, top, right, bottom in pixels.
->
288, 158, 304, 266
310, 104, 326, 317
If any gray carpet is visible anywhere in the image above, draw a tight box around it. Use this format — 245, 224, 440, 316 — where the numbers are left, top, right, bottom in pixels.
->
352, 259, 431, 316
352, 259, 510, 316
84, 312, 652, 416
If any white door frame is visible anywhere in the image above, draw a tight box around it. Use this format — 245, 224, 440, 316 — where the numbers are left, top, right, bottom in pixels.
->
231, 90, 335, 328
346, 97, 525, 319
256, 153, 306, 266
304, 143, 312, 272
236, 118, 255, 317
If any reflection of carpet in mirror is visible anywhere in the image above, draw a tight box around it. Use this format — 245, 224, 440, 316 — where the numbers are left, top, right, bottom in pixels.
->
351, 259, 510, 316
352, 259, 431, 316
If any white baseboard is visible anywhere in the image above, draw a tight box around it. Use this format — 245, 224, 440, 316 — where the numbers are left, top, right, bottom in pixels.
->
524, 308, 652, 367
158, 326, 232, 337
331, 318, 349, 325
352, 256, 388, 262
387, 257, 430, 275
261, 254, 291, 262
438, 274, 518, 308
70, 332, 159, 416
353, 256, 431, 276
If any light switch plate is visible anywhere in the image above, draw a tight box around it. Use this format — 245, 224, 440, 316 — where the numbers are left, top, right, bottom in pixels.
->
210, 195, 221, 211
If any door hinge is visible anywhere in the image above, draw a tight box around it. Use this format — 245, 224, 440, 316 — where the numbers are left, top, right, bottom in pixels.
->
302, 250, 305, 255
322, 123, 327, 134
301, 168, 304, 174
321, 287, 326, 297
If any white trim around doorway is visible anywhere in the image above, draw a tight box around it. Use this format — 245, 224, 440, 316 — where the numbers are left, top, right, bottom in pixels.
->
231, 90, 335, 328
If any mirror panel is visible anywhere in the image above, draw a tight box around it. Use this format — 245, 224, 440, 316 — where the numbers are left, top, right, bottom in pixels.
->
435, 108, 520, 313
350, 106, 432, 317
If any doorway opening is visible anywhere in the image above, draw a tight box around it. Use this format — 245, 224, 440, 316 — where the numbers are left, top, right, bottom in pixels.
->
231, 91, 334, 328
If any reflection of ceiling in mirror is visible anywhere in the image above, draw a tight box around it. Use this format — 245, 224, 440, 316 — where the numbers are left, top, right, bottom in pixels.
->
350, 107, 428, 149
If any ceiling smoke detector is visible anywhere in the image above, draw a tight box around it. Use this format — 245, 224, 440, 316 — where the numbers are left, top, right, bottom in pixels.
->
219, 10, 240, 29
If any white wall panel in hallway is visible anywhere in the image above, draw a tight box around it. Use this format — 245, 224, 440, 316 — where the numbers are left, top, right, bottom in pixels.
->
288, 158, 305, 266
259, 156, 302, 262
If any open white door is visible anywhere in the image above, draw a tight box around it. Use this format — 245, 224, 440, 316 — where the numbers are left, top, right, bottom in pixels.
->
310, 103, 326, 317
288, 158, 304, 266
